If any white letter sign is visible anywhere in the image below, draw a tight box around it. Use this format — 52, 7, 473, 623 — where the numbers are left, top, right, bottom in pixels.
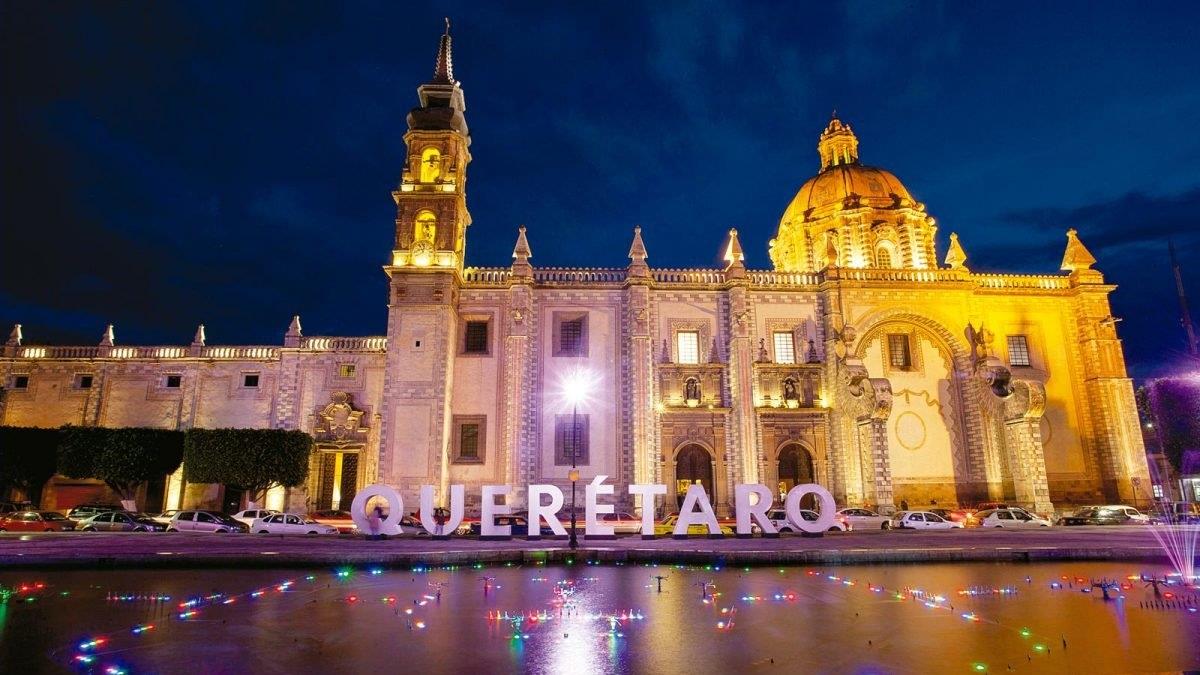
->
528, 484, 567, 537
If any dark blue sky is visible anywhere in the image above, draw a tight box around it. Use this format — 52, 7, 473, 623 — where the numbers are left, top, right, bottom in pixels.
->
2, 2, 1198, 378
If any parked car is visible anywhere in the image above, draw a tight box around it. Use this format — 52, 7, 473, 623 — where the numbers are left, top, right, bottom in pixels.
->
251, 513, 338, 535
1058, 505, 1149, 526
976, 508, 1052, 528
167, 510, 248, 533
0, 501, 34, 516
930, 508, 976, 525
767, 509, 850, 533
654, 515, 735, 536
309, 510, 358, 533
79, 511, 166, 532
0, 511, 77, 532
600, 511, 644, 534
67, 503, 123, 520
151, 506, 181, 523
837, 507, 892, 530
1153, 501, 1200, 524
232, 509, 281, 527
466, 515, 529, 536
892, 511, 963, 530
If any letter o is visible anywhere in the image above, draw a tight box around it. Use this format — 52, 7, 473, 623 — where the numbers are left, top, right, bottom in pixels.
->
351, 484, 404, 536
784, 483, 837, 534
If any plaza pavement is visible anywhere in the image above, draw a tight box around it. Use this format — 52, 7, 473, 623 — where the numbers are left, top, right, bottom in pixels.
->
1, 526, 1189, 569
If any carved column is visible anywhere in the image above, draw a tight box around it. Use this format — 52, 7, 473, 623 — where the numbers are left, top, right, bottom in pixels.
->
724, 283, 760, 498
841, 358, 895, 512
1001, 380, 1054, 514
501, 281, 532, 508
624, 283, 654, 498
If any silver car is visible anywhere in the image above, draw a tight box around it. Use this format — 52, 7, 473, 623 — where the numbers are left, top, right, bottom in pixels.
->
167, 510, 248, 533
80, 511, 166, 532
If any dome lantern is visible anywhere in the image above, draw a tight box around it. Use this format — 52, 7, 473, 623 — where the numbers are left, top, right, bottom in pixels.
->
818, 113, 860, 170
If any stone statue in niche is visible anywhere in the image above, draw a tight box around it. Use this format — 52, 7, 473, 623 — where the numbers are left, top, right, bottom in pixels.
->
782, 378, 799, 403
684, 377, 701, 404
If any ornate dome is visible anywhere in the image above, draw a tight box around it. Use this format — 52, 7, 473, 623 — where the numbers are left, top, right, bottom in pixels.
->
769, 116, 937, 273
781, 116, 918, 222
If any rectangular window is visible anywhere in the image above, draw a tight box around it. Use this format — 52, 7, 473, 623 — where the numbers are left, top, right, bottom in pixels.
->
554, 413, 590, 465
1152, 484, 1164, 499
773, 331, 796, 364
338, 364, 356, 378
553, 312, 589, 357
76, 374, 94, 389
13, 375, 29, 389
676, 331, 700, 364
242, 373, 260, 388
887, 334, 912, 369
165, 374, 182, 388
463, 321, 489, 354
1007, 335, 1031, 367
452, 415, 486, 463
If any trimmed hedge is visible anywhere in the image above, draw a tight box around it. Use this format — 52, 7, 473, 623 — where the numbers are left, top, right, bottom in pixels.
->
183, 428, 312, 504
57, 426, 184, 502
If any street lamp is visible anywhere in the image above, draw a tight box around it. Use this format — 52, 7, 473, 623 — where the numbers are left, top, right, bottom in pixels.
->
563, 372, 588, 550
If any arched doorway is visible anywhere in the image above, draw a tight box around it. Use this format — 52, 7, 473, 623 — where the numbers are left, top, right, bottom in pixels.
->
675, 444, 714, 508
777, 443, 815, 507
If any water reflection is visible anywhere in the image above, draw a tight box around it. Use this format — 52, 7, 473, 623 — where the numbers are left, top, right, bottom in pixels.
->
0, 561, 1196, 674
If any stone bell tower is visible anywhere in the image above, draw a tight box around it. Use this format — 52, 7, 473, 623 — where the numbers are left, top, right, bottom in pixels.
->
377, 20, 471, 505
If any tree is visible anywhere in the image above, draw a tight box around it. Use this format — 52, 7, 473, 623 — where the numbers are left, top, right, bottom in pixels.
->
183, 428, 312, 506
57, 427, 185, 505
1144, 377, 1200, 474
0, 426, 60, 506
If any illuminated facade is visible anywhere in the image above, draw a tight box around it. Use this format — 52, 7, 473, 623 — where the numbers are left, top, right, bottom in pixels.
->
0, 27, 1152, 516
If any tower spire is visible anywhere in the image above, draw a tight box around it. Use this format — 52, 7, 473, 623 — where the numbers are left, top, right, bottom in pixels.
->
627, 226, 649, 278
944, 232, 969, 271
433, 17, 454, 84
1060, 228, 1097, 272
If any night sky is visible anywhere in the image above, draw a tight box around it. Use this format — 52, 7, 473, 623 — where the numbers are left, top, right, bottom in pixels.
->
3, 2, 1198, 379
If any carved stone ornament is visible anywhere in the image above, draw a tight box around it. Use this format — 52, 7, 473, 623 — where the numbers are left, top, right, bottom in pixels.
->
841, 358, 892, 421
977, 356, 1013, 397
315, 391, 366, 444
1002, 379, 1046, 422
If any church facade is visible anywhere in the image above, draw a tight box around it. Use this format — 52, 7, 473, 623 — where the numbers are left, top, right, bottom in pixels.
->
0, 28, 1151, 517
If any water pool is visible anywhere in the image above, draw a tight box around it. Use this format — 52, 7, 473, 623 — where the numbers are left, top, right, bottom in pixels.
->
1, 561, 1196, 674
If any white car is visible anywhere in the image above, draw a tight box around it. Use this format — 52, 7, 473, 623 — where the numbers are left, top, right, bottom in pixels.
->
251, 513, 338, 535
600, 511, 643, 534
1097, 505, 1151, 524
893, 511, 963, 530
977, 508, 1052, 528
167, 510, 247, 533
767, 509, 850, 533
232, 508, 280, 527
837, 507, 892, 530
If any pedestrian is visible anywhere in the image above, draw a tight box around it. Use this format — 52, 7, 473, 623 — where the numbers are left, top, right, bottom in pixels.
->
434, 507, 447, 536
368, 504, 383, 540
900, 499, 909, 511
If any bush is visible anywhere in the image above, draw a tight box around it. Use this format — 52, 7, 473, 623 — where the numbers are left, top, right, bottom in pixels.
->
183, 428, 312, 505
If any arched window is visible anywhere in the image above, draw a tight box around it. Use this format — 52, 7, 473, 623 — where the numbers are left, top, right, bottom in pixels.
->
874, 241, 900, 269
419, 148, 441, 183
414, 210, 437, 244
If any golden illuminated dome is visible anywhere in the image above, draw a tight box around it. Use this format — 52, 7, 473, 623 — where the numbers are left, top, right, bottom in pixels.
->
769, 115, 937, 273
783, 116, 917, 219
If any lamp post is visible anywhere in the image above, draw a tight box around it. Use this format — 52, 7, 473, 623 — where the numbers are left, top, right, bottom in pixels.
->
568, 399, 580, 550
564, 373, 587, 550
